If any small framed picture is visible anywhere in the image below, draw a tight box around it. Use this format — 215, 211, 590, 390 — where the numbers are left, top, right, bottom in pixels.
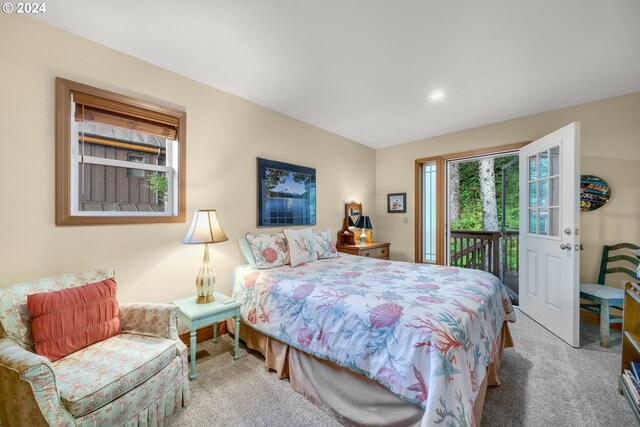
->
387, 193, 406, 213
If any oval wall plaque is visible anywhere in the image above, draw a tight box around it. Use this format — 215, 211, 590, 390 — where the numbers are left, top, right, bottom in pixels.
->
580, 175, 611, 212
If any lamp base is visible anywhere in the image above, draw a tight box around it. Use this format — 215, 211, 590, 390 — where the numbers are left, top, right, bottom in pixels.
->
196, 294, 214, 304
360, 228, 367, 245
195, 244, 216, 304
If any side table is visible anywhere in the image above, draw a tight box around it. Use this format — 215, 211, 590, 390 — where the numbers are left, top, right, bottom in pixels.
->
171, 292, 242, 380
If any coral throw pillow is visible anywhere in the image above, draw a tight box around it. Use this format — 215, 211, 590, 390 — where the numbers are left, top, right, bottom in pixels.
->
27, 278, 121, 361
284, 228, 318, 267
245, 232, 289, 269
314, 229, 339, 259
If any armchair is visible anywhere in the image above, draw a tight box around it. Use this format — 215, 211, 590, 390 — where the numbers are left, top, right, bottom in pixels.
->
0, 270, 190, 426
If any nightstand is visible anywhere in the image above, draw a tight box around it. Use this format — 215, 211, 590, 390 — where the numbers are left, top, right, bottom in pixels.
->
171, 292, 241, 380
336, 242, 390, 260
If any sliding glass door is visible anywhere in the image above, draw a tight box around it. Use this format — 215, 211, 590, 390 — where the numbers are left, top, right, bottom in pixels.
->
415, 143, 525, 288
444, 152, 519, 300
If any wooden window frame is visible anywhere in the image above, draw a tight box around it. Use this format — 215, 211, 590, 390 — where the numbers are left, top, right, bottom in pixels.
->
55, 78, 186, 225
414, 142, 529, 264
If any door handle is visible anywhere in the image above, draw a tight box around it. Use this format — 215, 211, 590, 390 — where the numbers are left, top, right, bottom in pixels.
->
560, 243, 572, 251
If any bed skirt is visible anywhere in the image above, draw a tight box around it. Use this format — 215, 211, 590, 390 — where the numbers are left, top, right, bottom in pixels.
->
228, 320, 513, 426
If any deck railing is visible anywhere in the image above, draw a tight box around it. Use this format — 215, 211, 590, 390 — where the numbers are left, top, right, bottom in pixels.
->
503, 230, 519, 273
450, 230, 519, 277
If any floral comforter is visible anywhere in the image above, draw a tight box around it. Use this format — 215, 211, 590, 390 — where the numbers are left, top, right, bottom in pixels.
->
231, 254, 515, 426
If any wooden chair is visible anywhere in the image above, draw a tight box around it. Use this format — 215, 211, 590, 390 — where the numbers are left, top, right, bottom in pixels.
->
580, 243, 639, 347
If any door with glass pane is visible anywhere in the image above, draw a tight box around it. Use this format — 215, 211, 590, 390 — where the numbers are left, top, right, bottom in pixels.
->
519, 123, 580, 347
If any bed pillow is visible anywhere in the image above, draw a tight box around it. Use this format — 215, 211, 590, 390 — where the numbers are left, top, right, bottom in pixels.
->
314, 229, 339, 259
26, 278, 121, 361
238, 235, 257, 267
284, 228, 318, 267
245, 232, 289, 269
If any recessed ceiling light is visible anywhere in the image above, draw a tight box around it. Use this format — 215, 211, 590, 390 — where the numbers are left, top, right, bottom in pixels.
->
428, 90, 446, 102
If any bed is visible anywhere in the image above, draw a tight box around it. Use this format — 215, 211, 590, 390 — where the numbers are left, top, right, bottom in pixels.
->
229, 253, 515, 426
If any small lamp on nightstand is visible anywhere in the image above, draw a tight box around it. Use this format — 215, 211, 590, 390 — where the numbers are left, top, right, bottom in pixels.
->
182, 209, 229, 304
355, 216, 372, 246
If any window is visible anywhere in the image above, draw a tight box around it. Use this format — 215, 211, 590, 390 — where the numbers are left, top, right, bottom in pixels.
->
422, 161, 438, 262
127, 154, 146, 178
527, 145, 560, 237
415, 157, 444, 264
56, 78, 186, 225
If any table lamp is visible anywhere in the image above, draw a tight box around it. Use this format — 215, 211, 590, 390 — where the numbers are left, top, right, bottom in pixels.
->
355, 216, 372, 245
182, 209, 228, 303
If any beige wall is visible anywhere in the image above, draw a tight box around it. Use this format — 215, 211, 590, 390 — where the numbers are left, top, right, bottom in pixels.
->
2, 15, 637, 301
0, 15, 375, 301
376, 92, 640, 285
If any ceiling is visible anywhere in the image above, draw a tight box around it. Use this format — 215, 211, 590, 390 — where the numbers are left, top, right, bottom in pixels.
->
34, 1, 640, 149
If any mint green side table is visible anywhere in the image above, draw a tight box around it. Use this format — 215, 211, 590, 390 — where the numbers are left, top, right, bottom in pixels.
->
171, 292, 241, 380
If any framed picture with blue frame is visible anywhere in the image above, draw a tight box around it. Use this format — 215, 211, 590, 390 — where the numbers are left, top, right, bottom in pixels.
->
257, 158, 316, 227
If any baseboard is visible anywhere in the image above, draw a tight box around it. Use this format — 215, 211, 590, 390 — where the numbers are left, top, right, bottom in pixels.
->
179, 321, 229, 346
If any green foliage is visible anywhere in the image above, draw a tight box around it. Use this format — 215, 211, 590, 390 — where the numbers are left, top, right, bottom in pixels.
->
264, 167, 309, 191
451, 200, 483, 230
449, 155, 520, 272
146, 173, 168, 203
450, 155, 519, 232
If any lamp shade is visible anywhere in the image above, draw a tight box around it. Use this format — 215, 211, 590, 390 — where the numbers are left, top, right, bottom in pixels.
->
182, 209, 229, 244
348, 216, 356, 227
355, 215, 373, 230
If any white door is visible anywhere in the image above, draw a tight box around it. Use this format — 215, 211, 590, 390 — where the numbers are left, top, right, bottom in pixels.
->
519, 123, 581, 347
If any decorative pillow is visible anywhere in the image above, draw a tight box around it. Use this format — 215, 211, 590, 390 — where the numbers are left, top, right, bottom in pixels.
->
314, 229, 339, 259
284, 228, 318, 267
26, 278, 121, 361
238, 235, 257, 267
0, 269, 114, 351
245, 232, 289, 269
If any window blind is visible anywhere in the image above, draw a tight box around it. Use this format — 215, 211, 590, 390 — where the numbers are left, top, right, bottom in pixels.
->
72, 91, 178, 140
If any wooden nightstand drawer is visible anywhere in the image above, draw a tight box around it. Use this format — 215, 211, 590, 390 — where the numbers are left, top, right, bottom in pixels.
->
336, 242, 390, 260
362, 246, 388, 259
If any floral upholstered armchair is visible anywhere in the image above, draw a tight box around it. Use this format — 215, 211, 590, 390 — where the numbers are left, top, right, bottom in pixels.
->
0, 270, 190, 426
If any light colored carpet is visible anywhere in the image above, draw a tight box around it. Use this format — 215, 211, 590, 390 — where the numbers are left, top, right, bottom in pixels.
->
167, 338, 340, 427
168, 310, 636, 426
482, 309, 634, 426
